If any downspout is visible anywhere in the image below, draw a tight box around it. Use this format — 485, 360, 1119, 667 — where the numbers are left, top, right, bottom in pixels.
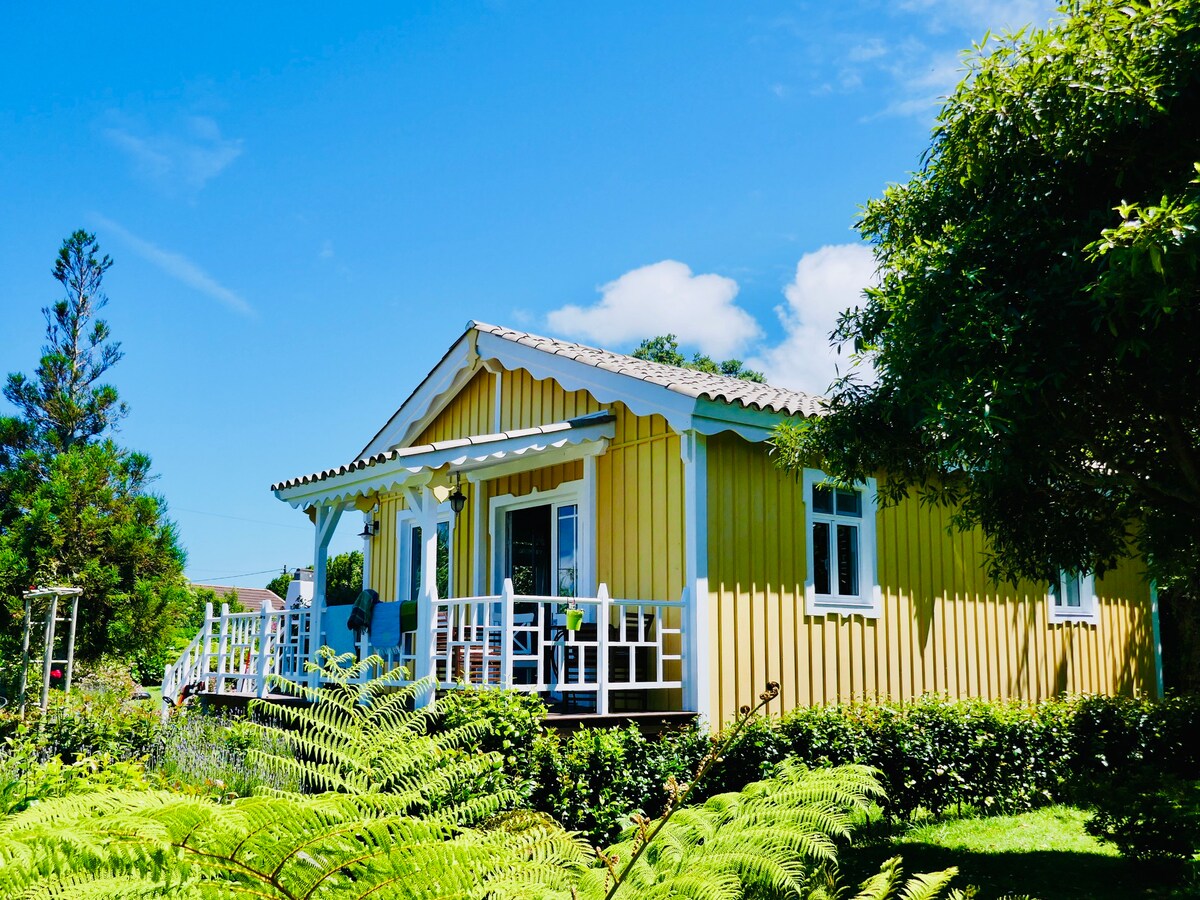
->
1150, 581, 1165, 698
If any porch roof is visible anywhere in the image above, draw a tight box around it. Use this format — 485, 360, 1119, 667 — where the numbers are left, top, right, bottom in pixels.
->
272, 411, 615, 508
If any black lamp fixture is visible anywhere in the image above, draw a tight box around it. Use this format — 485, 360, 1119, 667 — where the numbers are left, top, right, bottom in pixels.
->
449, 472, 467, 515
358, 519, 379, 540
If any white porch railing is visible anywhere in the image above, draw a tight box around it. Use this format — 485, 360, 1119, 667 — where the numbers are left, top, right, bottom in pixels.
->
164, 583, 685, 719
422, 581, 684, 715
162, 602, 313, 720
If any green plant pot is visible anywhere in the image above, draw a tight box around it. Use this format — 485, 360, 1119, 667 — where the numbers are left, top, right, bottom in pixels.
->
565, 608, 584, 632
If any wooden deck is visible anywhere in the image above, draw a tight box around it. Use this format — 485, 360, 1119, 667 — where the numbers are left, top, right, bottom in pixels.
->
195, 691, 697, 733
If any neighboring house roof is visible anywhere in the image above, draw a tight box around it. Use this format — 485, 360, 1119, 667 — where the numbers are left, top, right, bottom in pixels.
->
191, 584, 285, 613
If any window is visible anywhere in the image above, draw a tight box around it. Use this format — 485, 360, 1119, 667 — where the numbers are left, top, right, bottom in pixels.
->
1049, 570, 1098, 624
803, 468, 880, 617
399, 510, 452, 602
490, 481, 590, 597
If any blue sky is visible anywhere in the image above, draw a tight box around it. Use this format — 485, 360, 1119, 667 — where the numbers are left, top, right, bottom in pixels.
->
0, 1, 1059, 588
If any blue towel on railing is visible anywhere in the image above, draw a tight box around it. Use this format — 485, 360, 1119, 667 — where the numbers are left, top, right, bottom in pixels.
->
370, 600, 403, 650
323, 607, 359, 658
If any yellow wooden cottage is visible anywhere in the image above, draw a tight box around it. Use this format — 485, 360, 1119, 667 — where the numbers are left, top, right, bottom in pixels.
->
165, 322, 1162, 725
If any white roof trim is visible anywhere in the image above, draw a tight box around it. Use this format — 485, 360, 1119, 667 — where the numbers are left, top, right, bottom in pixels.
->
275, 414, 616, 509
359, 331, 477, 457
361, 326, 794, 458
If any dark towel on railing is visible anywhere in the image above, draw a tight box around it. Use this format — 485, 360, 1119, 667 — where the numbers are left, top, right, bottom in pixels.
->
347, 589, 378, 635
370, 600, 403, 649
400, 600, 417, 634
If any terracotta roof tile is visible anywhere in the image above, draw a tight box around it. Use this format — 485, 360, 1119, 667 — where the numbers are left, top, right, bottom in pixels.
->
471, 321, 825, 418
191, 584, 285, 614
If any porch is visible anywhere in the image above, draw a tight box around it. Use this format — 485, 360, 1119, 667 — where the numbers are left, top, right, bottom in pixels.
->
163, 579, 685, 719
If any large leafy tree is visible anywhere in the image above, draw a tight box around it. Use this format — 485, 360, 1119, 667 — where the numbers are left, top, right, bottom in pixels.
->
775, 0, 1200, 589
0, 232, 187, 674
632, 334, 765, 382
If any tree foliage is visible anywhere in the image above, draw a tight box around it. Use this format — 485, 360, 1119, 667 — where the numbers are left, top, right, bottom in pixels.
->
2, 230, 127, 457
0, 440, 189, 671
774, 0, 1200, 585
633, 335, 766, 383
0, 231, 187, 675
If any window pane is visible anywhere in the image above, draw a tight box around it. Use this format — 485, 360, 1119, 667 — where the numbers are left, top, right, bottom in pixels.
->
556, 504, 578, 597
411, 523, 451, 600
1065, 573, 1081, 608
836, 524, 859, 596
811, 485, 833, 514
436, 521, 450, 599
813, 522, 831, 595
409, 525, 422, 602
835, 488, 862, 517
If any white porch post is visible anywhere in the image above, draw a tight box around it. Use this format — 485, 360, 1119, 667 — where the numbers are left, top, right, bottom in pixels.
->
408, 482, 440, 706
681, 431, 711, 723
310, 503, 343, 687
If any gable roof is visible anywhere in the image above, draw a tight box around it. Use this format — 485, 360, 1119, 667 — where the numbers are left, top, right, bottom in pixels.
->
472, 322, 824, 417
360, 321, 824, 457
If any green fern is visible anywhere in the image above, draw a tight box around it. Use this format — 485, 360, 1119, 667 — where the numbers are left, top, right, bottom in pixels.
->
244, 650, 518, 822
557, 761, 883, 900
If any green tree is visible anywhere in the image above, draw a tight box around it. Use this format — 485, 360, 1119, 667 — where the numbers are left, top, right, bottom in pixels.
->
0, 440, 189, 675
2, 230, 127, 457
774, 0, 1200, 588
632, 334, 765, 383
324, 550, 364, 605
0, 232, 187, 677
265, 569, 293, 601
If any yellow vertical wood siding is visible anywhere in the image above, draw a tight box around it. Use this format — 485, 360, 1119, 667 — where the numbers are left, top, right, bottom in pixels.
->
497, 367, 602, 431
416, 368, 495, 444
705, 431, 1156, 726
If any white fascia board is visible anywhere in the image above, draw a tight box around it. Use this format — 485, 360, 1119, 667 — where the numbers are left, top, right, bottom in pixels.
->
474, 331, 699, 431
275, 419, 616, 510
359, 334, 477, 457
692, 397, 789, 441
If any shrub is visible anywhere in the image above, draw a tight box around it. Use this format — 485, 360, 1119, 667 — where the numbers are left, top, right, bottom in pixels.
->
529, 723, 708, 844
1085, 771, 1200, 864
11, 663, 159, 763
437, 684, 548, 775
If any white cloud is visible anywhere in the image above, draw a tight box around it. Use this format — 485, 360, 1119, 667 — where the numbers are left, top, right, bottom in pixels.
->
103, 114, 243, 194
319, 239, 335, 260
94, 215, 255, 318
816, 0, 1059, 120
898, 0, 1056, 34
748, 244, 877, 395
547, 260, 761, 359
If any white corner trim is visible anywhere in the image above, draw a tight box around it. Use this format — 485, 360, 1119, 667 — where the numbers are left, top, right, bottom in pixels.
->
681, 431, 711, 721
801, 468, 882, 619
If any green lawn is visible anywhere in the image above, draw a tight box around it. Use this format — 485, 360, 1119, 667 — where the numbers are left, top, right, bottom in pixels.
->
840, 806, 1191, 900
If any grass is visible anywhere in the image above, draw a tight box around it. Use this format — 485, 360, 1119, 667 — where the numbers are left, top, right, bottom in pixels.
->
840, 805, 1192, 900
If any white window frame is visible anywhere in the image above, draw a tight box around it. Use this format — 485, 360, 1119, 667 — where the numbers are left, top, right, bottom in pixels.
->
803, 468, 881, 618
1048, 570, 1098, 624
396, 502, 454, 602
488, 479, 592, 597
